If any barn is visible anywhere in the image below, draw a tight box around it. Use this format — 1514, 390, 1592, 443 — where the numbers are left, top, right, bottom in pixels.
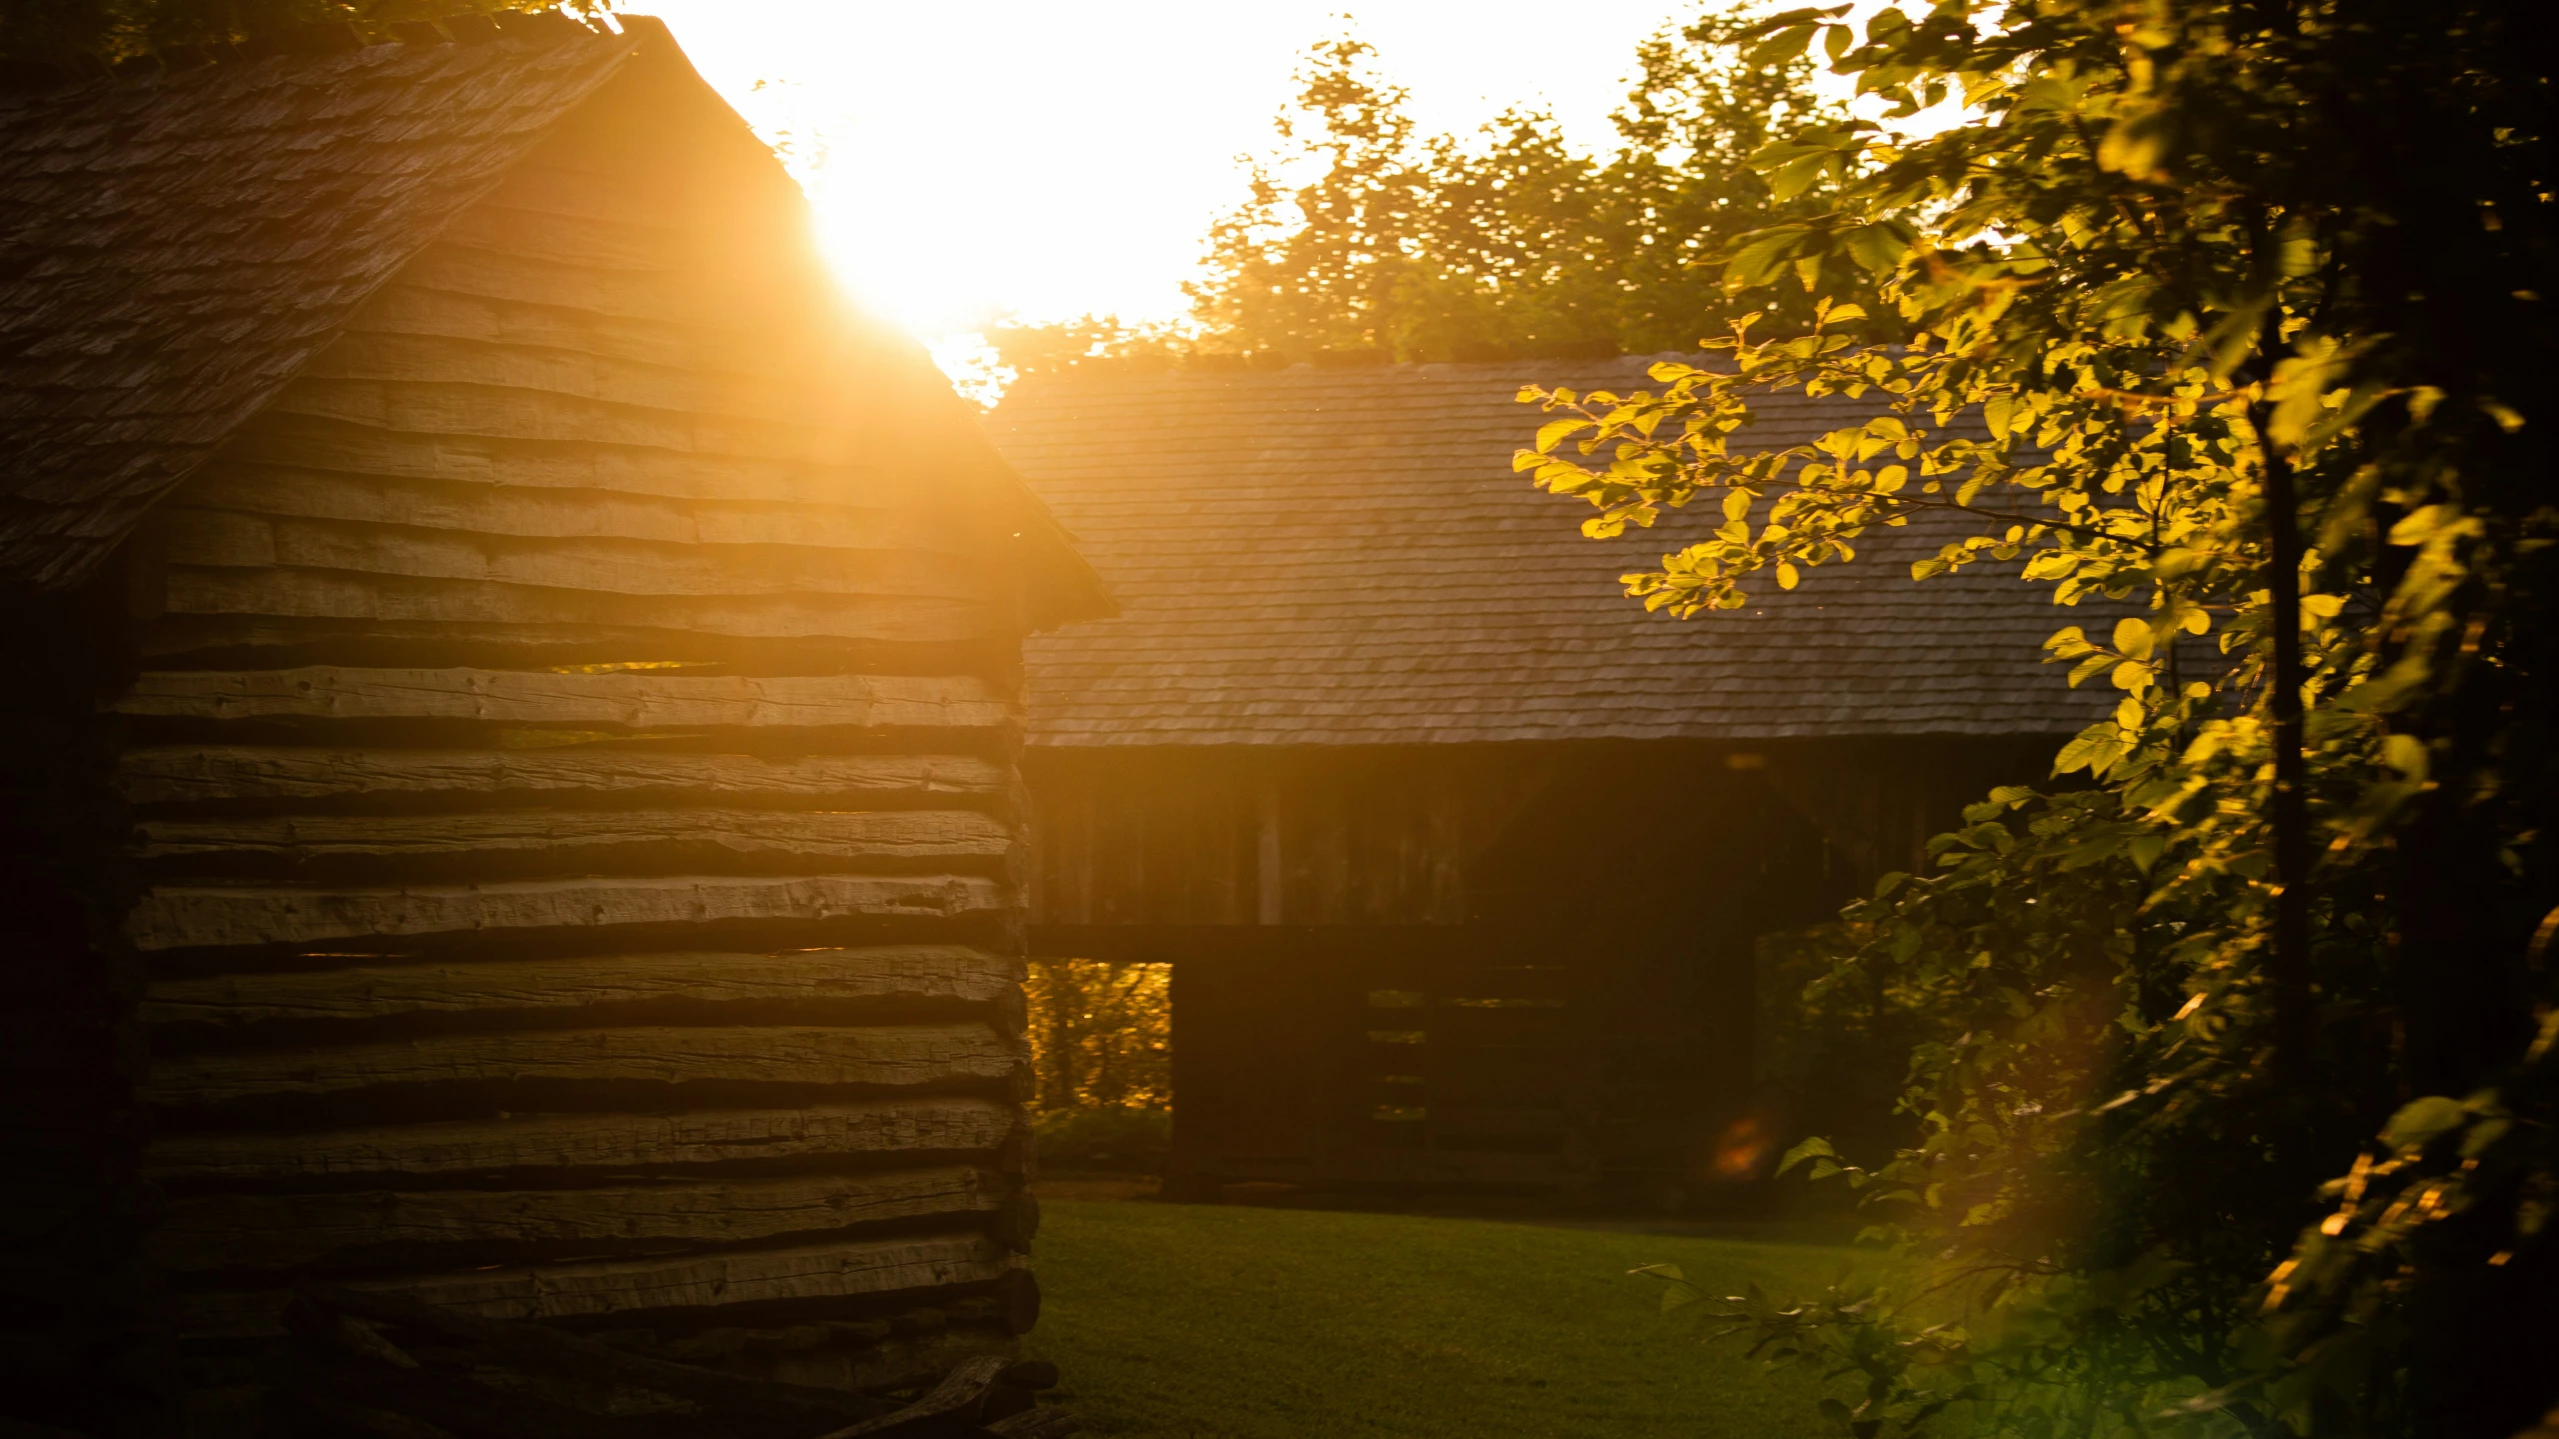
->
0, 14, 1106, 1427
989, 357, 2091, 1203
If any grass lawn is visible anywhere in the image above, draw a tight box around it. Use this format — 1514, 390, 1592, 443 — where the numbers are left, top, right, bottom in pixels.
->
1023, 1199, 1863, 1439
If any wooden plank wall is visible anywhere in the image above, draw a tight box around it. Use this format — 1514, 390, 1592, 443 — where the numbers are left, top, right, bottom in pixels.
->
1025, 746, 1561, 926
1036, 742, 1867, 1199
117, 82, 1038, 1393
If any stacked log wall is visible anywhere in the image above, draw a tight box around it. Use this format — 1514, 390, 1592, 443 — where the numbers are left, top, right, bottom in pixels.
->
118, 87, 1039, 1397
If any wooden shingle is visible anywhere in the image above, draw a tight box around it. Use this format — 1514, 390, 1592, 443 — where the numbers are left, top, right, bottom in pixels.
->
995, 357, 2100, 745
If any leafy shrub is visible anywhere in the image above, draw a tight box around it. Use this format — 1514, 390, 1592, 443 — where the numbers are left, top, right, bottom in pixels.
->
1025, 957, 1171, 1113
1034, 1107, 1172, 1177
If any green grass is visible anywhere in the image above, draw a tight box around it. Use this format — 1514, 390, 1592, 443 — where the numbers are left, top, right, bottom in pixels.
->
1023, 1200, 1858, 1439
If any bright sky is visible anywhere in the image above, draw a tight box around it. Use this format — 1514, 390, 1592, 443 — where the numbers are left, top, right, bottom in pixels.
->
640, 1, 1710, 361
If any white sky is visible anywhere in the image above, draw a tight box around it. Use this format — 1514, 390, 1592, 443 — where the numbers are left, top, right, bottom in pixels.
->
639, 1, 1711, 352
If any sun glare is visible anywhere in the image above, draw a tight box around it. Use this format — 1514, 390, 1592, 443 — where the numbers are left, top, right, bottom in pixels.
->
641, 1, 1705, 353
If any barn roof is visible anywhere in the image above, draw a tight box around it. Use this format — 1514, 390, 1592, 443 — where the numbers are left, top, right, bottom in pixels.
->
991, 355, 2103, 746
0, 15, 1106, 623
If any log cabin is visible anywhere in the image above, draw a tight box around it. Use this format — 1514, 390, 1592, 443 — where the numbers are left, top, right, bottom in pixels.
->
989, 357, 2092, 1203
0, 14, 1107, 1429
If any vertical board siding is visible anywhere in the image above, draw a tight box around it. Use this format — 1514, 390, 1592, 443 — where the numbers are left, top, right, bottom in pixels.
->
121, 124, 1038, 1373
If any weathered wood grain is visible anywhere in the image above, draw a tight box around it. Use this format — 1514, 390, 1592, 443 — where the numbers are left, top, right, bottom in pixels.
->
173, 1236, 1018, 1336
265, 377, 863, 468
136, 807, 1014, 865
125, 873, 1009, 951
473, 161, 790, 235
143, 946, 1018, 1028
349, 283, 832, 385
306, 330, 881, 433
433, 202, 704, 276
390, 243, 722, 329
160, 567, 999, 642
141, 1097, 1019, 1183
224, 411, 905, 506
142, 1022, 1022, 1108
179, 462, 939, 551
116, 746, 1008, 805
131, 614, 1006, 669
158, 509, 984, 601
112, 667, 1012, 729
397, 1234, 1019, 1321
150, 1165, 1006, 1272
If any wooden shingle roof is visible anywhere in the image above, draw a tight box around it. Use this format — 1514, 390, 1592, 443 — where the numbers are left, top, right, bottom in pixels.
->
0, 21, 650, 587
0, 16, 1109, 621
992, 356, 2103, 746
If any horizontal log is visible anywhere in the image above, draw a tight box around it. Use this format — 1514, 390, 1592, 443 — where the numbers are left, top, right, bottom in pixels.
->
136, 807, 1013, 865
132, 616, 1006, 673
351, 282, 836, 385
224, 411, 905, 506
392, 242, 737, 330
173, 1235, 1018, 1336
142, 1096, 1019, 1183
160, 567, 1003, 643
157, 509, 985, 601
151, 1165, 1005, 1273
116, 746, 1008, 805
432, 202, 708, 278
471, 161, 793, 235
142, 1022, 1022, 1108
143, 946, 1018, 1029
125, 872, 1010, 951
266, 377, 860, 467
179, 462, 942, 551
395, 1234, 1018, 1321
112, 667, 1012, 730
305, 330, 884, 433
297, 1279, 894, 1429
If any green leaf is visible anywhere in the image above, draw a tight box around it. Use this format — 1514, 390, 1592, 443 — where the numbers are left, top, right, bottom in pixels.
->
1778, 1136, 1839, 1176
1724, 228, 1805, 291
2381, 1096, 2469, 1152
1535, 417, 1593, 453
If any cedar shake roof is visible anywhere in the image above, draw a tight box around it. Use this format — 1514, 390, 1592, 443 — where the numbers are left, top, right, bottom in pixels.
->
992, 355, 2104, 746
0, 16, 1107, 621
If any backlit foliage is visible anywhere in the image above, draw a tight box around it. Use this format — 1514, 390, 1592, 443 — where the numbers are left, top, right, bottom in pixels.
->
1534, 1, 2555, 1435
1188, 15, 1867, 364
991, 6, 1877, 380
1024, 957, 1172, 1114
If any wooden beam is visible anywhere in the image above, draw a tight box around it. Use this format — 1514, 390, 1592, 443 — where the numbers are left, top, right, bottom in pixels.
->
125, 872, 1011, 950
143, 946, 1018, 1029
135, 806, 1014, 866
159, 568, 999, 642
158, 509, 986, 601
142, 1023, 1023, 1109
303, 329, 884, 433
224, 411, 900, 507
350, 281, 836, 387
142, 1097, 1019, 1183
174, 1235, 1019, 1336
111, 667, 1012, 730
180, 463, 943, 551
265, 377, 863, 468
151, 1165, 1007, 1273
117, 746, 1009, 806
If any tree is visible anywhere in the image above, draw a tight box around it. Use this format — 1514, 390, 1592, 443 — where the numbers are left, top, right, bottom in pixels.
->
995, 7, 1877, 380
1189, 15, 1877, 363
1517, 1, 2553, 1434
0, 0, 606, 67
